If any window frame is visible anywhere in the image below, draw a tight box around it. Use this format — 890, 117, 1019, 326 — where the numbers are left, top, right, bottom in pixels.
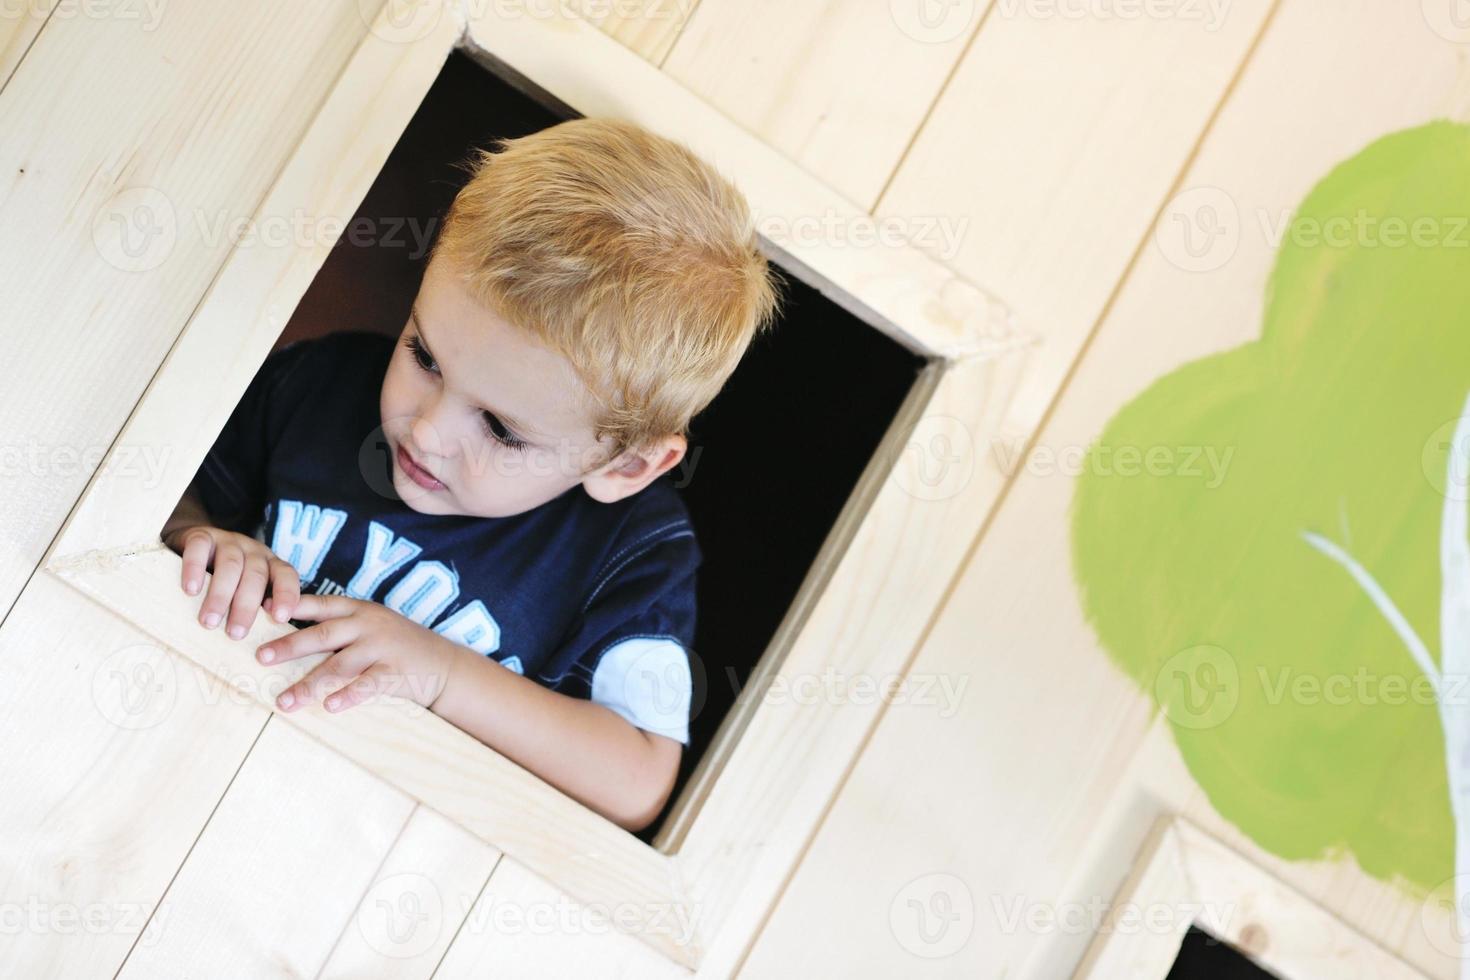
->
1075, 816, 1426, 978
43, 1, 1025, 970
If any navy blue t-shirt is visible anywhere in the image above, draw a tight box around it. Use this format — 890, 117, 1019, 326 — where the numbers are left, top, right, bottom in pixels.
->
192, 330, 699, 745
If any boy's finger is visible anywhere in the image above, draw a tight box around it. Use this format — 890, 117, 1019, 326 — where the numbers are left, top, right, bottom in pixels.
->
268, 560, 301, 623
322, 663, 394, 713
256, 616, 361, 666
179, 531, 213, 596
290, 593, 356, 621
199, 542, 246, 630
224, 559, 270, 640
275, 648, 366, 711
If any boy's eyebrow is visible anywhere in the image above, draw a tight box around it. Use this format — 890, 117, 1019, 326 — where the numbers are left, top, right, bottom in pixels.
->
409, 306, 544, 440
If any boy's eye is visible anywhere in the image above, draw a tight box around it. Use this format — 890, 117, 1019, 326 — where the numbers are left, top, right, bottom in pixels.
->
407, 334, 436, 373
409, 334, 528, 451
480, 411, 524, 448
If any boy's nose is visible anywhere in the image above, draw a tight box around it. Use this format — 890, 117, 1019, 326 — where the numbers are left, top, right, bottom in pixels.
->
409, 410, 454, 460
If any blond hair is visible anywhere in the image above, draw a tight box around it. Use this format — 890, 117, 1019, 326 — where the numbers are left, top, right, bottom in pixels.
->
428, 117, 786, 470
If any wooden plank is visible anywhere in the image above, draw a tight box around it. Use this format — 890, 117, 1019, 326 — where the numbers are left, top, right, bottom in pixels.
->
661, 0, 985, 210
1178, 821, 1427, 980
573, 0, 700, 66
318, 804, 502, 979
877, 0, 1273, 453
44, 0, 463, 561
1073, 819, 1195, 980
115, 718, 416, 978
459, 2, 1015, 360
50, 545, 699, 968
0, 571, 269, 977
435, 856, 692, 979
672, 350, 1031, 966
1078, 818, 1428, 980
0, 0, 375, 616
738, 1, 1470, 978
0, 0, 53, 93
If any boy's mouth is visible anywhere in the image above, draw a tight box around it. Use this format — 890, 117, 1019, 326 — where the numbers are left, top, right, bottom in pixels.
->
396, 443, 446, 491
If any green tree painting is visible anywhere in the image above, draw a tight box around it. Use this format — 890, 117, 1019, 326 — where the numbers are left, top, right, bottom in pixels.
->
1070, 120, 1470, 962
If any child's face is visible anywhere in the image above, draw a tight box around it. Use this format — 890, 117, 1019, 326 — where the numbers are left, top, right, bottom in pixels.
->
380, 253, 667, 517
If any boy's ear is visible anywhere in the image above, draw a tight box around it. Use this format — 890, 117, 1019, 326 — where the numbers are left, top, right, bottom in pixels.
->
582, 434, 687, 504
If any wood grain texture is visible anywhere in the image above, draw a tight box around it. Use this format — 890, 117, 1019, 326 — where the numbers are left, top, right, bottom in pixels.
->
460, 2, 1014, 360
0, 570, 270, 977
661, 0, 986, 211
318, 804, 502, 979
574, 0, 699, 66
739, 1, 1470, 977
435, 856, 694, 980
113, 717, 416, 978
0, 0, 374, 618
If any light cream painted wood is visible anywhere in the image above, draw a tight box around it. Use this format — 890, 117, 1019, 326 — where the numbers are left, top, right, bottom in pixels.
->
0, 0, 375, 618
876, 0, 1274, 454
50, 544, 700, 966
677, 349, 1032, 976
115, 718, 416, 977
739, 2, 1470, 978
661, 0, 986, 211
35, 2, 1031, 972
1073, 819, 1196, 979
573, 0, 699, 66
0, 0, 52, 91
458, 2, 1016, 361
318, 804, 502, 979
44, 0, 465, 562
1077, 818, 1426, 980
0, 571, 270, 978
1129, 718, 1459, 978
435, 856, 693, 979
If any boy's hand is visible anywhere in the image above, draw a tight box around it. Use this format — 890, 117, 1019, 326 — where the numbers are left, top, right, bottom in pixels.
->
164, 524, 301, 639
256, 594, 461, 714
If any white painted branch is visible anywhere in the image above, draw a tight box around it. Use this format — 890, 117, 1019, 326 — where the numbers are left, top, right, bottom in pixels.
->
1298, 530, 1440, 694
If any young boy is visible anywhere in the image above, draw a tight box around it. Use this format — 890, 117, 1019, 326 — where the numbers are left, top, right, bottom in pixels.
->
160, 118, 783, 833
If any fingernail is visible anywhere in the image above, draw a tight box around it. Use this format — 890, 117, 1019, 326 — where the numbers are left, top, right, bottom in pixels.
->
258, 648, 274, 663
274, 606, 288, 622
185, 580, 200, 595
203, 613, 220, 628
228, 625, 245, 639
278, 691, 294, 709
325, 696, 340, 710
